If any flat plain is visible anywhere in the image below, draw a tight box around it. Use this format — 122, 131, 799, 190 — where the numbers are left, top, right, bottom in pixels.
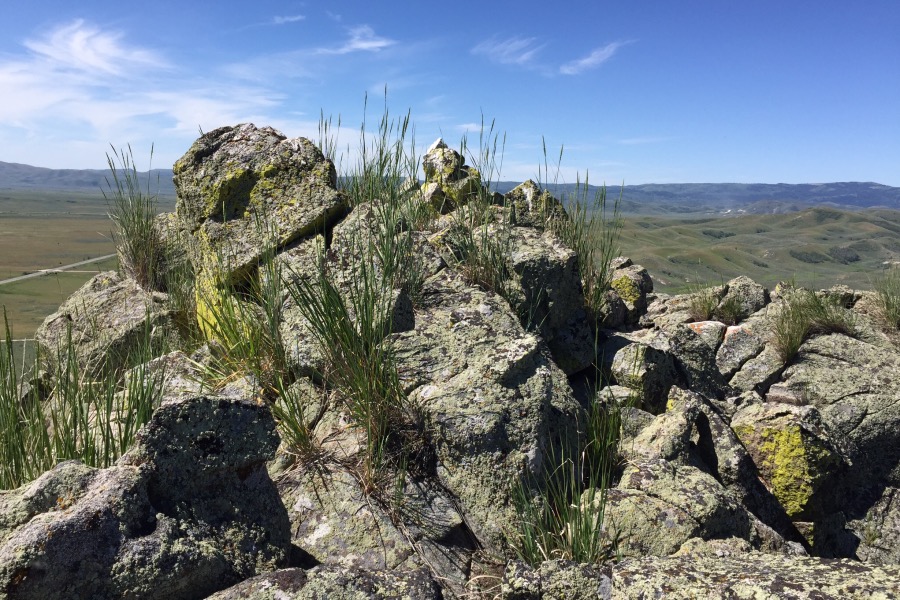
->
0, 189, 175, 338
2, 185, 899, 338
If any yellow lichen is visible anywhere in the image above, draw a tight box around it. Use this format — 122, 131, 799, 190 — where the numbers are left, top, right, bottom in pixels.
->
612, 276, 641, 304
735, 423, 835, 518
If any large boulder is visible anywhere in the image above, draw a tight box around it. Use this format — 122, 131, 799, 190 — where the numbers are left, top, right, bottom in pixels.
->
731, 402, 849, 519
34, 271, 172, 376
0, 396, 289, 600
776, 333, 900, 502
391, 269, 583, 551
172, 124, 347, 337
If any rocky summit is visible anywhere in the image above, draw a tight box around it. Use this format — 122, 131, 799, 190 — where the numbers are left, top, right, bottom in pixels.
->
3, 124, 900, 598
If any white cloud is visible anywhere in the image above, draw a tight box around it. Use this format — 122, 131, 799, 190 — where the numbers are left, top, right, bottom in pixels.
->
617, 136, 672, 145
0, 20, 291, 168
318, 26, 396, 55
471, 36, 544, 66
24, 19, 167, 76
272, 15, 306, 25
560, 41, 628, 75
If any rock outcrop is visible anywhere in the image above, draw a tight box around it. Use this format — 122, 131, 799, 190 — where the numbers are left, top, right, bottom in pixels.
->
9, 126, 900, 599
0, 396, 289, 599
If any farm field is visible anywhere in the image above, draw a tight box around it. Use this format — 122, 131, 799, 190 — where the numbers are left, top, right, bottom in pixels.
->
2, 185, 899, 336
0, 189, 175, 338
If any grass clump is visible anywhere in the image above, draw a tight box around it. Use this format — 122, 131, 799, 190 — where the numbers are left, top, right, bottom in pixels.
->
0, 309, 163, 490
105, 145, 166, 291
771, 288, 858, 363
874, 267, 900, 330
512, 388, 621, 564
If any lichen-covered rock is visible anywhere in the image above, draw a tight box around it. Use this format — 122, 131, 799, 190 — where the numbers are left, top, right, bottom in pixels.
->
277, 465, 474, 595
729, 345, 785, 395
719, 275, 770, 322
732, 402, 848, 519
501, 560, 612, 600
174, 124, 346, 278
504, 226, 594, 374
686, 320, 726, 351
849, 487, 900, 565
34, 271, 172, 375
622, 400, 700, 463
609, 263, 653, 324
420, 139, 482, 213
716, 322, 766, 379
0, 395, 289, 600
777, 333, 900, 500
611, 551, 900, 599
504, 180, 567, 228
603, 459, 755, 558
391, 269, 583, 551
663, 388, 804, 549
173, 124, 347, 338
664, 324, 732, 401
207, 566, 442, 600
603, 336, 679, 414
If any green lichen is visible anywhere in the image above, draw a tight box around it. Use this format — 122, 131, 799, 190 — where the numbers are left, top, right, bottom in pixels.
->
612, 275, 641, 304
735, 423, 836, 518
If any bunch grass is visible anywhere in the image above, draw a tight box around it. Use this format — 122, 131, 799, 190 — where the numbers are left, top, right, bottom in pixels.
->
771, 288, 858, 363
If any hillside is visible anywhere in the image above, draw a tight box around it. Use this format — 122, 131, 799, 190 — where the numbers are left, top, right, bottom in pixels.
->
2, 160, 899, 214
618, 206, 900, 291
0, 160, 176, 196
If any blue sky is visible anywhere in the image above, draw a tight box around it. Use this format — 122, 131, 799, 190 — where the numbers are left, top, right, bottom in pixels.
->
1, 1, 897, 185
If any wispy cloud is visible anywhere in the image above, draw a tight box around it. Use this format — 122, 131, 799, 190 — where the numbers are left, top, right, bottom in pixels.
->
617, 135, 672, 145
24, 19, 168, 76
317, 25, 396, 55
0, 20, 288, 168
471, 36, 545, 66
272, 15, 305, 25
560, 41, 628, 75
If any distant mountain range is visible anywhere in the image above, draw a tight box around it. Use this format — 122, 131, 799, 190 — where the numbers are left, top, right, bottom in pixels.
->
2, 160, 898, 215
0, 161, 177, 196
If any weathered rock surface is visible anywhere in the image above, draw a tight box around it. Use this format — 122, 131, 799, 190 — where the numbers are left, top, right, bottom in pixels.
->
504, 226, 594, 374
0, 396, 289, 600
207, 566, 442, 600
504, 179, 567, 228
502, 552, 900, 599
34, 271, 172, 375
276, 465, 474, 594
732, 402, 848, 519
779, 333, 900, 495
391, 269, 583, 551
173, 124, 346, 283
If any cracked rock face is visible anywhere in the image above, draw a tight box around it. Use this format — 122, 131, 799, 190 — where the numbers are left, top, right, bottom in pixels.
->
0, 396, 289, 600
34, 271, 172, 376
391, 269, 583, 552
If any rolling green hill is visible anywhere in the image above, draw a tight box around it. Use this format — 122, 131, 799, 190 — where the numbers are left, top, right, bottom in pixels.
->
618, 207, 900, 292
